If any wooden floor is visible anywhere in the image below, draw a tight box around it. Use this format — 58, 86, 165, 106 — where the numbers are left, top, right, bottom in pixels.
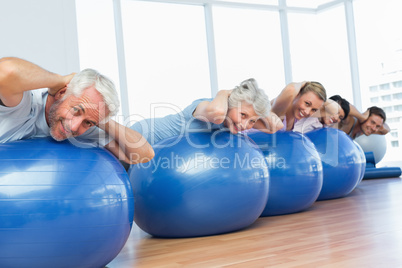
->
107, 177, 402, 267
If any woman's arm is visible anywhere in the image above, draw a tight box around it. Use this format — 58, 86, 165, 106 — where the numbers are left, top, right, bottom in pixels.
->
349, 104, 368, 123
193, 89, 232, 124
271, 82, 305, 117
252, 112, 284, 133
100, 119, 155, 164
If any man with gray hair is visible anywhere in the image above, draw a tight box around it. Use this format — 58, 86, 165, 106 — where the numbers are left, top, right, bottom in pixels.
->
0, 57, 154, 164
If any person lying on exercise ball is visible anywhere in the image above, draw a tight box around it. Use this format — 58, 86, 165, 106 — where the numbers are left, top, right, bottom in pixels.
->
270, 81, 327, 132
342, 106, 389, 139
328, 95, 389, 139
130, 78, 283, 146
291, 98, 344, 133
0, 57, 154, 164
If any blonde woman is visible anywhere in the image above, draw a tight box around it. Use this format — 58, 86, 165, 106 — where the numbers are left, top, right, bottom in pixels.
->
271, 81, 327, 132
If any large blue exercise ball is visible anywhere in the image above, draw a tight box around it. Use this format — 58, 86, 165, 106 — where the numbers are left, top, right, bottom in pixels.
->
353, 141, 367, 185
248, 131, 323, 216
306, 128, 365, 200
129, 131, 269, 238
0, 138, 133, 268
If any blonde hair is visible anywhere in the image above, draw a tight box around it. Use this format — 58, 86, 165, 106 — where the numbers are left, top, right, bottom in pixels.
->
299, 81, 327, 101
228, 78, 270, 117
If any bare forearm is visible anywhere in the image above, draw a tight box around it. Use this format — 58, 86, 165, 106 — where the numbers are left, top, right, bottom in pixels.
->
349, 104, 367, 123
0, 57, 66, 95
101, 119, 155, 164
271, 82, 302, 116
204, 90, 231, 124
253, 112, 284, 133
376, 123, 390, 135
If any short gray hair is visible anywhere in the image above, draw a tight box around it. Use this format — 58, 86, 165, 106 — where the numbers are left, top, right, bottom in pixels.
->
65, 69, 120, 120
228, 78, 270, 117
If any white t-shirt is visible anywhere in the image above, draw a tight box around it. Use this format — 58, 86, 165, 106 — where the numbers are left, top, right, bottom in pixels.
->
0, 88, 110, 147
293, 117, 323, 134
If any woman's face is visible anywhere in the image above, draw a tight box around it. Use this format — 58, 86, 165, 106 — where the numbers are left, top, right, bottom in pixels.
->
224, 101, 260, 134
292, 91, 324, 120
322, 100, 345, 126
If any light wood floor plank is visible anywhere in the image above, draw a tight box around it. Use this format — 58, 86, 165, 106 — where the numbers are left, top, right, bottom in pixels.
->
107, 177, 402, 267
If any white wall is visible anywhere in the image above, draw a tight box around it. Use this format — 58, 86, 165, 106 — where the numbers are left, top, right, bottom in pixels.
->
0, 0, 79, 75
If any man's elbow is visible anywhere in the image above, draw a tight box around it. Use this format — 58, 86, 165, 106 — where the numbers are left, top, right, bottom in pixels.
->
384, 123, 391, 132
141, 149, 155, 164
129, 148, 155, 165
0, 58, 17, 88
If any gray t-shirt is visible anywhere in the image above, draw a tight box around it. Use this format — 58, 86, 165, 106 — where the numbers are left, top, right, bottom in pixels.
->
0, 88, 110, 146
130, 98, 226, 145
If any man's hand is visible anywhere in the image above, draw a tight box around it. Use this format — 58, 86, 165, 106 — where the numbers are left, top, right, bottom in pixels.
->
48, 73, 76, 96
0, 57, 76, 107
101, 119, 155, 164
359, 109, 370, 123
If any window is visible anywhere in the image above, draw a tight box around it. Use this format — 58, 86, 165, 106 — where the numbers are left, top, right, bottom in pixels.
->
354, 0, 402, 162
391, 141, 399, 147
213, 6, 285, 98
120, 1, 211, 121
369, 85, 378, 92
75, 0, 121, 115
394, 105, 402, 111
286, 0, 336, 9
380, 83, 390, 90
217, 0, 278, 5
355, 0, 402, 110
382, 106, 393, 113
387, 118, 400, 123
393, 93, 402, 100
381, 95, 391, 101
289, 6, 352, 102
74, 0, 402, 163
390, 131, 398, 138
392, 80, 402, 88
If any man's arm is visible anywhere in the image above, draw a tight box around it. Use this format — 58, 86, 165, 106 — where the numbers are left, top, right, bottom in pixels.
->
375, 122, 390, 135
0, 57, 73, 107
100, 120, 154, 164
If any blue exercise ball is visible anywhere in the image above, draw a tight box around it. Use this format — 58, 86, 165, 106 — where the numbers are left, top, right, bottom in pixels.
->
248, 131, 323, 216
129, 132, 269, 238
306, 128, 365, 200
353, 141, 367, 185
0, 138, 133, 268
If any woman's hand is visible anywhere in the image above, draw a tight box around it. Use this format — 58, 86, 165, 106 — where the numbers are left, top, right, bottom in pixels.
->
253, 112, 284, 133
